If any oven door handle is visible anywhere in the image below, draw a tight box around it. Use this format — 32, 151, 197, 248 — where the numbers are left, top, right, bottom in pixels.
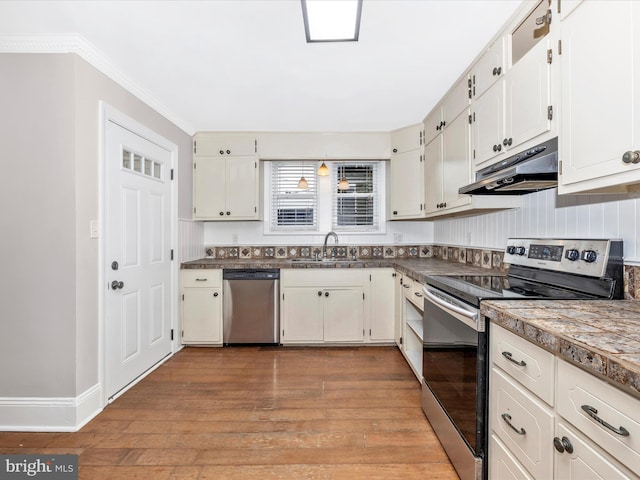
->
423, 286, 478, 322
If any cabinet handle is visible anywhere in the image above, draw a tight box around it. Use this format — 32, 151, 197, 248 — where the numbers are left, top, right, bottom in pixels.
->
501, 351, 526, 367
324, 291, 329, 297
414, 292, 422, 297
403, 284, 411, 289
501, 413, 526, 435
553, 436, 574, 454
318, 291, 322, 296
493, 144, 498, 152
622, 150, 640, 164
493, 66, 502, 76
503, 138, 513, 147
195, 278, 208, 282
213, 292, 219, 297
581, 405, 630, 436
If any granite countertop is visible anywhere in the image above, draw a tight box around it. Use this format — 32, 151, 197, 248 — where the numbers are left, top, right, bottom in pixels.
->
481, 299, 640, 399
181, 257, 499, 284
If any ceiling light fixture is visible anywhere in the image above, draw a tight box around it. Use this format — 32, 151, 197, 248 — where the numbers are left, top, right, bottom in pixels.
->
298, 162, 309, 190
301, 0, 363, 43
318, 161, 329, 176
338, 164, 350, 191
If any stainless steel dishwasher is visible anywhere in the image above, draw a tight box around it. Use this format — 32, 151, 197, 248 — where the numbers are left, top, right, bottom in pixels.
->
222, 269, 280, 345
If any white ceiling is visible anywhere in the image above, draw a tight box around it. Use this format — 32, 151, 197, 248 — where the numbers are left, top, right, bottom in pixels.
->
1, 0, 524, 134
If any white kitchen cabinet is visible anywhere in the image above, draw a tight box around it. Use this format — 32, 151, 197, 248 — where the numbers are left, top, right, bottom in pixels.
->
396, 274, 423, 381
470, 37, 505, 100
390, 124, 426, 220
368, 269, 396, 343
471, 80, 506, 167
180, 269, 223, 345
280, 269, 365, 344
193, 132, 260, 220
193, 155, 259, 220
489, 324, 640, 479
558, 0, 640, 194
424, 76, 470, 145
394, 271, 404, 348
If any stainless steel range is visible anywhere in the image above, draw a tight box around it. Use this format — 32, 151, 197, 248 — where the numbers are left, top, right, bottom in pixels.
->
421, 238, 624, 480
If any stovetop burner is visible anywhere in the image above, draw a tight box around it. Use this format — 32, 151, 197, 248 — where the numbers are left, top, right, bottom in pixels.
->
425, 238, 624, 308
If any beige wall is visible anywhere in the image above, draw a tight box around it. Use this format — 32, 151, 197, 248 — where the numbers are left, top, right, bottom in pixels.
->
0, 52, 192, 399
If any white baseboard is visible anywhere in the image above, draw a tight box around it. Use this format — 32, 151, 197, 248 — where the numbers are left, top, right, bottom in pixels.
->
0, 384, 103, 432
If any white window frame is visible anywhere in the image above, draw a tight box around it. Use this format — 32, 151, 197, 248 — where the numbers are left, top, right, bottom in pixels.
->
331, 161, 383, 233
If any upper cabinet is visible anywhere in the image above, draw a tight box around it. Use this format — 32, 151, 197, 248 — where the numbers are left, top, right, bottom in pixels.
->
470, 38, 505, 101
558, 0, 640, 194
389, 123, 426, 219
193, 133, 261, 221
424, 76, 470, 146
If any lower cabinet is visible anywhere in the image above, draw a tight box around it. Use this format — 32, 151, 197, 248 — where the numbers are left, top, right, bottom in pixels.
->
489, 324, 640, 479
395, 272, 423, 381
280, 269, 394, 345
180, 269, 223, 345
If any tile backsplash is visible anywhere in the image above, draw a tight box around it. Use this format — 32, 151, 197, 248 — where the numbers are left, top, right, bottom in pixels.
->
202, 243, 640, 300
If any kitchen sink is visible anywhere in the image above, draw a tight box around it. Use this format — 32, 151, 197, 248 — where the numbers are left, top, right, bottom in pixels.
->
288, 257, 359, 263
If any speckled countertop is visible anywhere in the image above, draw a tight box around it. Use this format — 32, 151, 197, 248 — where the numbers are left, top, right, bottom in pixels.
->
482, 300, 640, 398
181, 257, 499, 283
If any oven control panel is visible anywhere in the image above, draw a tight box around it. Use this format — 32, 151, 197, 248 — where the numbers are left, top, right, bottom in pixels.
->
504, 238, 622, 277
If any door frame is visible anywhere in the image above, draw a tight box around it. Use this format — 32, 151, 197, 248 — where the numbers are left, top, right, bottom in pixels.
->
98, 102, 179, 406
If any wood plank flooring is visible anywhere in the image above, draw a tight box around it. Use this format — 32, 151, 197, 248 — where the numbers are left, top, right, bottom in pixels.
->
0, 346, 459, 479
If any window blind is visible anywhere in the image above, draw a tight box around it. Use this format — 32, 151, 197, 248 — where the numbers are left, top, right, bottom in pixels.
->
271, 162, 318, 229
332, 162, 379, 231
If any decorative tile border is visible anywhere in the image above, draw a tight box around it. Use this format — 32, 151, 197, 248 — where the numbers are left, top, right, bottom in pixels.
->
202, 244, 637, 298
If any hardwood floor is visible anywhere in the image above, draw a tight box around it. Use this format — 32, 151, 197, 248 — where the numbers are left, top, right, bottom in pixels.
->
0, 346, 459, 479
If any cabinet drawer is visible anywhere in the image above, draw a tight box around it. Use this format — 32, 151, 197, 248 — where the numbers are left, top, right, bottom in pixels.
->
491, 367, 554, 480
489, 434, 534, 480
557, 360, 640, 473
409, 280, 425, 310
281, 269, 364, 287
491, 324, 555, 406
182, 269, 222, 288
402, 276, 414, 301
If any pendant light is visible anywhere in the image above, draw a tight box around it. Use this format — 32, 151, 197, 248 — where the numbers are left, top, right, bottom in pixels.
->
318, 161, 329, 176
337, 163, 350, 191
297, 161, 309, 190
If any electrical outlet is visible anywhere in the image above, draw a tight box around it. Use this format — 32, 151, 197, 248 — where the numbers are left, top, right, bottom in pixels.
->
90, 220, 99, 239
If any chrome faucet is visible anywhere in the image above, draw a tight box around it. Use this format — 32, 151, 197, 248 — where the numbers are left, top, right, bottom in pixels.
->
322, 231, 339, 258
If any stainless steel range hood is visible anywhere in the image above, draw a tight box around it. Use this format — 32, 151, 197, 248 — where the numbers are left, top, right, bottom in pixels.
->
459, 137, 558, 195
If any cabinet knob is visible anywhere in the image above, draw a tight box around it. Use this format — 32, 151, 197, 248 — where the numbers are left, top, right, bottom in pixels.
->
493, 66, 502, 76
392, 148, 398, 153
503, 138, 513, 147
226, 150, 231, 154
553, 436, 573, 454
393, 210, 398, 215
213, 292, 219, 297
324, 291, 329, 297
219, 150, 224, 155
493, 144, 498, 152
622, 150, 640, 164
219, 212, 224, 216
318, 291, 322, 296
226, 211, 231, 215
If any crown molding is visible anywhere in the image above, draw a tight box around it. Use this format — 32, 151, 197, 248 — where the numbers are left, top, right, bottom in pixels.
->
0, 34, 195, 135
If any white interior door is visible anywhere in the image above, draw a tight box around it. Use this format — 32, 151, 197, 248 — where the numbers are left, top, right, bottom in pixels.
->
105, 119, 172, 400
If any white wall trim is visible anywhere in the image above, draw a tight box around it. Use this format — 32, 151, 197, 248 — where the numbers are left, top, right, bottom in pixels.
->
0, 34, 195, 135
0, 384, 102, 432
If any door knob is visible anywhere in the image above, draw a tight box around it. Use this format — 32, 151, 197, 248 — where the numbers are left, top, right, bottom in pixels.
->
111, 280, 124, 290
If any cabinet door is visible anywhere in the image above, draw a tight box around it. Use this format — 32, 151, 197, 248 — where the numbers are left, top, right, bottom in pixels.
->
225, 156, 258, 219
424, 136, 443, 214
323, 288, 364, 342
472, 37, 505, 99
194, 133, 256, 156
389, 149, 424, 219
559, 0, 638, 189
442, 110, 471, 211
193, 156, 226, 219
369, 269, 395, 342
471, 80, 505, 167
181, 288, 222, 344
442, 76, 471, 125
391, 123, 423, 155
555, 422, 635, 480
505, 38, 551, 152
394, 272, 404, 347
424, 108, 444, 145
281, 288, 324, 343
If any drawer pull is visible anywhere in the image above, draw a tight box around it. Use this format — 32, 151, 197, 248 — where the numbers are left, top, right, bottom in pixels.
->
195, 278, 208, 282
581, 405, 630, 437
502, 351, 526, 367
414, 292, 423, 297
501, 413, 526, 435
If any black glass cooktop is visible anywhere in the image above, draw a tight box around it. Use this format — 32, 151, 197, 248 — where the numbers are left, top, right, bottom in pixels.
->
425, 274, 601, 308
